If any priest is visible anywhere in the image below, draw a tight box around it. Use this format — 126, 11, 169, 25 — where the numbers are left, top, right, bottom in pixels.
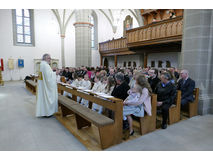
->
36, 54, 58, 117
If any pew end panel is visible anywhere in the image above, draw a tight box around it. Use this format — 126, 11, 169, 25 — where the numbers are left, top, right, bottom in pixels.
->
188, 88, 199, 118
169, 90, 181, 125
139, 94, 157, 135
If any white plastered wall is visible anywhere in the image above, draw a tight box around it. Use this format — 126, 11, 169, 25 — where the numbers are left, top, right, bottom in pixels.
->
0, 9, 76, 81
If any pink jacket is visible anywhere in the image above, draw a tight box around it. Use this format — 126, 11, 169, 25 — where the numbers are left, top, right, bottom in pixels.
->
125, 88, 152, 116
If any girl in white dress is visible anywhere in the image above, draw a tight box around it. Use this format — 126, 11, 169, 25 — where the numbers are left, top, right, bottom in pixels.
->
80, 74, 92, 106
91, 75, 104, 113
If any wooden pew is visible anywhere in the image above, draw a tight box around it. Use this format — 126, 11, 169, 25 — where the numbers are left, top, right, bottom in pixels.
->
168, 90, 181, 125
185, 88, 199, 118
139, 94, 157, 135
25, 80, 37, 94
57, 83, 123, 150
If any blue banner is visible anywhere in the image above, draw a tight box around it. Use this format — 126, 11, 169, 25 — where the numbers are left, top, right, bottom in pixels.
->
18, 59, 24, 68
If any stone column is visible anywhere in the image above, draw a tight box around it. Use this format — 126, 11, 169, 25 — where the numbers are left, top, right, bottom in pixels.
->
181, 9, 213, 114
74, 10, 92, 67
60, 35, 65, 67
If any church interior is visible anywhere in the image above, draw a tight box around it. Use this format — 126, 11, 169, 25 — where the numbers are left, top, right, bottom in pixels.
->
0, 6, 213, 153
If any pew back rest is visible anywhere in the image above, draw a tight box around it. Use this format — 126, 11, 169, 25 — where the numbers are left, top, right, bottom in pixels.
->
193, 88, 199, 102
58, 84, 123, 112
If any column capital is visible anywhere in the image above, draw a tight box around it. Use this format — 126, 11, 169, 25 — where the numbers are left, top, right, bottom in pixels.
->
73, 22, 94, 27
60, 34, 65, 38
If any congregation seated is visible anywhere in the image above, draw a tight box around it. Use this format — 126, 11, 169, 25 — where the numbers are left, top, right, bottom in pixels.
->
56, 65, 196, 125
123, 74, 152, 135
155, 72, 177, 129
177, 69, 195, 109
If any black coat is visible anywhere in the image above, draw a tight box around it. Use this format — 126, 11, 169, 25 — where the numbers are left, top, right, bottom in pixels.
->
111, 81, 130, 101
67, 72, 73, 80
177, 78, 195, 101
155, 82, 177, 108
148, 77, 161, 93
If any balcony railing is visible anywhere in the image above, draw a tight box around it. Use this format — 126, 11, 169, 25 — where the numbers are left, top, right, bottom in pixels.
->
126, 16, 183, 46
99, 16, 183, 54
99, 37, 127, 52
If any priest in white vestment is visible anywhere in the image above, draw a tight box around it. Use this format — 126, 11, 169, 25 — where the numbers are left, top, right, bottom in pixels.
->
36, 54, 58, 117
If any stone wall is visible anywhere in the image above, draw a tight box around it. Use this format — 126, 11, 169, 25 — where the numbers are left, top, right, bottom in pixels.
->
181, 9, 213, 114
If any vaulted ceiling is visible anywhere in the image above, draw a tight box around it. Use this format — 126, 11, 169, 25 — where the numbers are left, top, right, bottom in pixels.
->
51, 9, 143, 35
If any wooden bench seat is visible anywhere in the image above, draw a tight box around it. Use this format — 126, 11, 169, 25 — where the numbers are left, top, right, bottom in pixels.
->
25, 80, 37, 94
58, 95, 114, 127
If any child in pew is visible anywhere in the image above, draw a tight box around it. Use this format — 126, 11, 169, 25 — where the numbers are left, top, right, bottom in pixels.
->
63, 73, 78, 98
101, 76, 116, 116
80, 74, 92, 106
99, 76, 108, 93
92, 76, 108, 113
104, 76, 116, 95
88, 75, 104, 113
63, 73, 82, 99
80, 75, 102, 108
123, 84, 144, 123
123, 74, 152, 135
75, 75, 84, 103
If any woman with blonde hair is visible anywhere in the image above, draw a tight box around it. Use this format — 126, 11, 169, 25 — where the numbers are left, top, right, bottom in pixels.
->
123, 74, 152, 135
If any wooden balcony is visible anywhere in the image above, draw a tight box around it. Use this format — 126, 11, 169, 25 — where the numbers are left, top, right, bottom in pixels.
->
99, 37, 135, 56
126, 16, 183, 48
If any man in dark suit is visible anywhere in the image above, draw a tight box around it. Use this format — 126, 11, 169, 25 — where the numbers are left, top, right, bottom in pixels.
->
177, 69, 195, 109
148, 68, 161, 92
111, 72, 130, 129
155, 72, 177, 129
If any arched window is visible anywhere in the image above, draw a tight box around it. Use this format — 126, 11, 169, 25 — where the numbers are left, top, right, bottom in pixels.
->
128, 61, 131, 67
151, 61, 155, 67
12, 9, 35, 46
158, 60, 163, 68
166, 61, 171, 68
123, 15, 133, 36
133, 61, 136, 68
90, 11, 98, 49
123, 61, 126, 67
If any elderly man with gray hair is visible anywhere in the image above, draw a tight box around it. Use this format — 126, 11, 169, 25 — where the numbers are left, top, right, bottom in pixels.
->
36, 53, 58, 117
177, 69, 195, 109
